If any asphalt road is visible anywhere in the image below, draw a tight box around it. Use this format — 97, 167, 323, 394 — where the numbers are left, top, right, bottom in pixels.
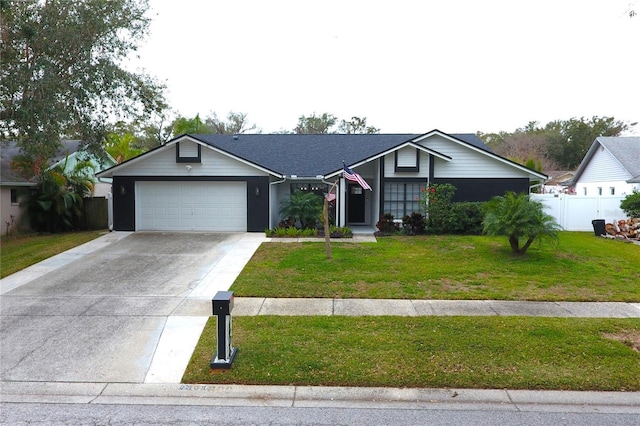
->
2, 402, 639, 426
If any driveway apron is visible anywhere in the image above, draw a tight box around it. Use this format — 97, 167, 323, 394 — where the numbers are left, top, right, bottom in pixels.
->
0, 232, 260, 384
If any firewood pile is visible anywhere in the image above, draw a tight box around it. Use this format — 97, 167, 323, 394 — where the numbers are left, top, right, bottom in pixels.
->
603, 218, 640, 241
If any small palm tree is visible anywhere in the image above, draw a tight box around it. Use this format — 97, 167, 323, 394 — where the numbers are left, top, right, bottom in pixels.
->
23, 156, 95, 232
483, 192, 561, 255
279, 190, 323, 229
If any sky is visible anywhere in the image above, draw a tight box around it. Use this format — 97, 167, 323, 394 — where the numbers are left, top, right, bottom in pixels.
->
127, 0, 640, 135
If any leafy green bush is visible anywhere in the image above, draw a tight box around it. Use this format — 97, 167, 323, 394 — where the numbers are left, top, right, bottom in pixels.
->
376, 213, 399, 234
423, 183, 456, 234
620, 190, 640, 217
301, 228, 318, 237
447, 202, 485, 235
22, 157, 95, 232
402, 212, 426, 235
279, 190, 323, 228
329, 226, 353, 238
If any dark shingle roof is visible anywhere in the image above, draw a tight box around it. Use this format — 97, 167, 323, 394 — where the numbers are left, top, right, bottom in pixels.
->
192, 133, 491, 177
0, 140, 82, 184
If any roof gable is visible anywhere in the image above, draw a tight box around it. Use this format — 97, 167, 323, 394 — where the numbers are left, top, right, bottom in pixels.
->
412, 130, 547, 180
573, 136, 640, 183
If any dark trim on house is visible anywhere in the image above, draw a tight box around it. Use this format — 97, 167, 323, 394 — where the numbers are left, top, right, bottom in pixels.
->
245, 176, 269, 231
428, 155, 435, 182
111, 176, 269, 232
431, 178, 530, 202
378, 157, 385, 217
394, 149, 419, 172
175, 142, 202, 163
112, 176, 136, 231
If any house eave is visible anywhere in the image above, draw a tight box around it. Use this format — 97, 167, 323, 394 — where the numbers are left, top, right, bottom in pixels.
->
0, 181, 37, 187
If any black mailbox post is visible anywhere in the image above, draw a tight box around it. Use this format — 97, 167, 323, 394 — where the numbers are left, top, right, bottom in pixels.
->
210, 290, 237, 369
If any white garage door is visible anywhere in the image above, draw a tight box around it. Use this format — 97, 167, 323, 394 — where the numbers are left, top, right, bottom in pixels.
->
136, 181, 247, 231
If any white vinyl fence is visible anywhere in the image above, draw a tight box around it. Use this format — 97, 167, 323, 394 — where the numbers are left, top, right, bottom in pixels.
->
531, 194, 626, 231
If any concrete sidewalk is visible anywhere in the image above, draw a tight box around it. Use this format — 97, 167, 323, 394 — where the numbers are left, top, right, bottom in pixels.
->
230, 297, 640, 318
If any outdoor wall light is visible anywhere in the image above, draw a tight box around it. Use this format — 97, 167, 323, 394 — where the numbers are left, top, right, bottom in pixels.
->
255, 186, 260, 196
185, 165, 192, 171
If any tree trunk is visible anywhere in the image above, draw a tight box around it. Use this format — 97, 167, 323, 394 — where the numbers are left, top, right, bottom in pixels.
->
519, 236, 536, 254
509, 236, 520, 253
323, 198, 331, 259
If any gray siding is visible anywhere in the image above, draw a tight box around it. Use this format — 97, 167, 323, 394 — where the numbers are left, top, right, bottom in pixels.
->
419, 135, 531, 178
116, 144, 269, 177
578, 146, 631, 183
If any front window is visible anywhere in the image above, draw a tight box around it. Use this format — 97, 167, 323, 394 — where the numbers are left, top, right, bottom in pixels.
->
383, 182, 427, 218
10, 189, 19, 205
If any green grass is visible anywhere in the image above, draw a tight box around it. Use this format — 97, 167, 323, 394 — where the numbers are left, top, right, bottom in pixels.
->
183, 316, 640, 391
0, 230, 106, 278
231, 232, 640, 301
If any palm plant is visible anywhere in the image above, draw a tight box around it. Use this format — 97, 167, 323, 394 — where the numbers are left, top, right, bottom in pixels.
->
23, 156, 95, 232
279, 190, 323, 229
482, 192, 561, 255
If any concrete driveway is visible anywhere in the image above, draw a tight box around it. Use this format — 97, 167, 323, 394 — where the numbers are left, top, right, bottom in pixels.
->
0, 232, 264, 384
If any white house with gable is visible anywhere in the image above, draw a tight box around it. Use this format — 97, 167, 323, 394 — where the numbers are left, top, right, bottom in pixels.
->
572, 136, 640, 197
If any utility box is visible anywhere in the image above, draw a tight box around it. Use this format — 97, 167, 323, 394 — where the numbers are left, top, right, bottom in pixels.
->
210, 291, 237, 369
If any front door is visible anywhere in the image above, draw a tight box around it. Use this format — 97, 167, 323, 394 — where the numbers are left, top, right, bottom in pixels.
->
347, 184, 365, 223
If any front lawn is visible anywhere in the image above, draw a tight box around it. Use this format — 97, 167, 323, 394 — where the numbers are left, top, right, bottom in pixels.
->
183, 316, 640, 391
231, 232, 640, 302
0, 230, 105, 278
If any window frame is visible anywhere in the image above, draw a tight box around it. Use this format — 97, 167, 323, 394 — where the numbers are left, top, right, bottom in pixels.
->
383, 181, 427, 218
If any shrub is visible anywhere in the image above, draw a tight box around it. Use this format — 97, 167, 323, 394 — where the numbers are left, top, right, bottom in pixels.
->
279, 191, 323, 229
402, 212, 426, 235
301, 228, 318, 237
446, 202, 485, 235
376, 213, 399, 234
620, 190, 640, 217
330, 226, 352, 238
422, 183, 456, 234
483, 192, 561, 255
266, 227, 320, 238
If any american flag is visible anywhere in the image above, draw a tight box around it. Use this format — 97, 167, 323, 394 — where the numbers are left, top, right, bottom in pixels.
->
343, 164, 372, 190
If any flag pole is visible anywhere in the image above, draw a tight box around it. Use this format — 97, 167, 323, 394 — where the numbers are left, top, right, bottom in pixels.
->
324, 179, 339, 259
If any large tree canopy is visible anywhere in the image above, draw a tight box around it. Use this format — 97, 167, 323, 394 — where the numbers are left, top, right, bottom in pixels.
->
294, 113, 379, 134
479, 116, 634, 170
0, 0, 166, 162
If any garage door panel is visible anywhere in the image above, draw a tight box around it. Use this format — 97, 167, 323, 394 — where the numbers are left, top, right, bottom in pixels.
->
136, 181, 247, 231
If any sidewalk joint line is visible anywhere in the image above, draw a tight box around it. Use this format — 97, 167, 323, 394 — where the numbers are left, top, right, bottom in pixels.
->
88, 383, 109, 404
257, 298, 266, 315
505, 389, 520, 411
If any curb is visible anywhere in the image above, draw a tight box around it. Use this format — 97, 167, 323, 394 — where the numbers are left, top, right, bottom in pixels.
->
2, 382, 639, 414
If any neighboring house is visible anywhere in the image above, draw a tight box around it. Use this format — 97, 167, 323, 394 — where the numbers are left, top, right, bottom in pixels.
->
0, 140, 116, 232
542, 171, 575, 194
96, 129, 546, 233
572, 136, 640, 197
